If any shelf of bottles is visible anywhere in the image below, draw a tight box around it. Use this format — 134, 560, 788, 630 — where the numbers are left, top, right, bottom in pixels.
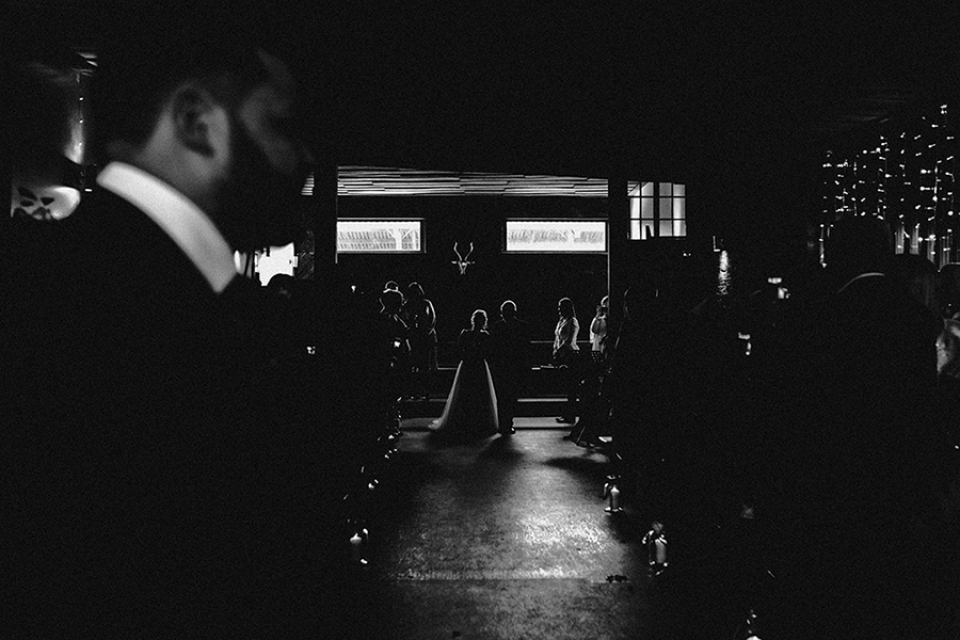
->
820, 102, 958, 268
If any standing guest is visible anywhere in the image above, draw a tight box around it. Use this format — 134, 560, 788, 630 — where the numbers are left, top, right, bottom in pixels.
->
379, 287, 411, 371
403, 281, 438, 401
553, 296, 581, 423
565, 295, 611, 442
1, 20, 319, 638
772, 217, 952, 639
490, 300, 532, 434
589, 295, 610, 355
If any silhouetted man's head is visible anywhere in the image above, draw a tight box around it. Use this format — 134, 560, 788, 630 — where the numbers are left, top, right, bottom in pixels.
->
380, 289, 403, 314
500, 300, 517, 320
824, 216, 893, 284
406, 282, 425, 302
92, 16, 314, 250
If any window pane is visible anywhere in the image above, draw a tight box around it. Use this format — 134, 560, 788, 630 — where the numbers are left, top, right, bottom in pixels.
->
504, 220, 607, 253
630, 197, 640, 221
642, 197, 654, 219
673, 197, 685, 219
659, 182, 672, 196
659, 196, 672, 219
630, 220, 641, 240
673, 219, 687, 237
673, 183, 686, 197
659, 220, 673, 237
643, 223, 654, 239
627, 182, 642, 197
337, 220, 423, 253
641, 181, 654, 197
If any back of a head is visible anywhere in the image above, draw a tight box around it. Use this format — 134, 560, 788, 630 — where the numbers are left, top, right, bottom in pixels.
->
267, 273, 296, 297
380, 288, 402, 313
501, 300, 517, 320
892, 253, 937, 281
824, 216, 893, 280
471, 309, 488, 330
90, 8, 273, 164
558, 297, 575, 319
406, 282, 424, 301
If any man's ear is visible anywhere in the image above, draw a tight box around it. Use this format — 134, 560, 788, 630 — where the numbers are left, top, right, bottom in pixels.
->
170, 85, 222, 157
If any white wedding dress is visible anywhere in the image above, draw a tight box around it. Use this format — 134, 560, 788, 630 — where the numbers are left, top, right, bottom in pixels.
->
430, 329, 498, 440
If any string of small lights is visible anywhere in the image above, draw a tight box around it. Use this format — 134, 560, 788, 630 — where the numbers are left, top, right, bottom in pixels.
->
820, 102, 958, 268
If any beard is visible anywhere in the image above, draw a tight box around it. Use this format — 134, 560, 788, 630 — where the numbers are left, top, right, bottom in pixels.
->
217, 119, 311, 252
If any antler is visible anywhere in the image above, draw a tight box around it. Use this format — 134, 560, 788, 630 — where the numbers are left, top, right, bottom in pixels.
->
464, 242, 475, 261
453, 242, 463, 261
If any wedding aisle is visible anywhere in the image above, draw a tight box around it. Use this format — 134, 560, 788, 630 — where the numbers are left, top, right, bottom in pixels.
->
327, 430, 665, 640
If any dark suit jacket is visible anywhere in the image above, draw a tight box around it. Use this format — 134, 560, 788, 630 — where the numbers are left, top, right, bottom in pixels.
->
792, 273, 941, 494
2, 189, 319, 637
489, 317, 531, 376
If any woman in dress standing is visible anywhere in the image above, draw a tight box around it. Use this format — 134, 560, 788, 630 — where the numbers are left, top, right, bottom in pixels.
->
430, 309, 499, 440
404, 282, 438, 401
553, 297, 581, 423
589, 295, 610, 356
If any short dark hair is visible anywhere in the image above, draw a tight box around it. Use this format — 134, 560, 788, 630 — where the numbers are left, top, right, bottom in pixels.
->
90, 13, 271, 163
380, 288, 403, 311
824, 216, 893, 277
406, 282, 425, 300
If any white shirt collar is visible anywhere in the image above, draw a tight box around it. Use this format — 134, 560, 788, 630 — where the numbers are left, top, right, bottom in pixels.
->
96, 162, 238, 293
837, 272, 885, 293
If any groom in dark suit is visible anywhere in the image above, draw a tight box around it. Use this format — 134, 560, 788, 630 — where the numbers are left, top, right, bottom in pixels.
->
2, 21, 318, 638
490, 300, 532, 434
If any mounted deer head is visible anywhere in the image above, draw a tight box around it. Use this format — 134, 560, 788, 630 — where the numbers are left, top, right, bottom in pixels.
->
452, 242, 475, 275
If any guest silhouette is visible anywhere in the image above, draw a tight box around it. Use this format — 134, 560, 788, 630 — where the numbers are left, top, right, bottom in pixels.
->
589, 295, 610, 355
553, 297, 581, 423
490, 300, 531, 434
403, 282, 438, 401
775, 216, 950, 639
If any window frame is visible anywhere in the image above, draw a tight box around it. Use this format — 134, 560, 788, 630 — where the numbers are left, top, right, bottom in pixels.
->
629, 181, 686, 240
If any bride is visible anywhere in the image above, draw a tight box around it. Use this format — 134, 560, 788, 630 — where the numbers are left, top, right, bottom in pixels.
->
430, 309, 499, 440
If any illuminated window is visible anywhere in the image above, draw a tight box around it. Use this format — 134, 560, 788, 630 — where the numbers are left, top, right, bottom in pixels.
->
337, 220, 424, 253
504, 220, 607, 253
629, 182, 685, 239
